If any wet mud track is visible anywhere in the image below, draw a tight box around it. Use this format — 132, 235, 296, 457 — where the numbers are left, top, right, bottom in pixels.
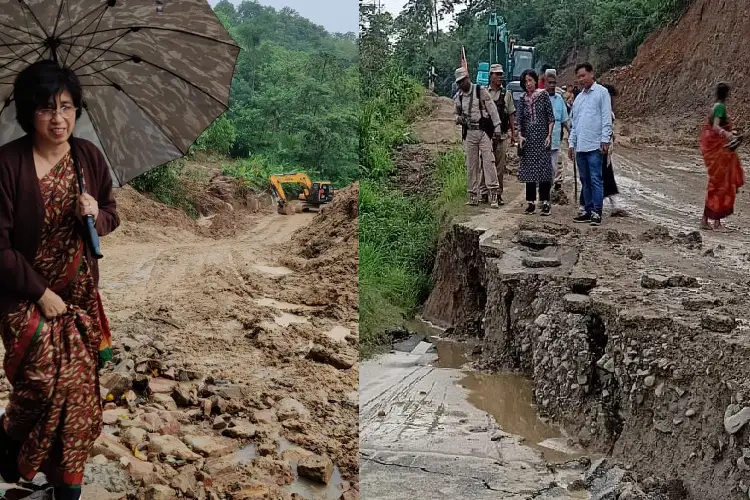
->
359, 342, 588, 499
613, 146, 750, 247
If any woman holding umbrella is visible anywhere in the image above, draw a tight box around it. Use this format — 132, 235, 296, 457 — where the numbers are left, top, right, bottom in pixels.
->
0, 60, 119, 499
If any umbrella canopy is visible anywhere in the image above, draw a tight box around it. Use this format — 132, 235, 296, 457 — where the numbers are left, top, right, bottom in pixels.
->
0, 0, 240, 187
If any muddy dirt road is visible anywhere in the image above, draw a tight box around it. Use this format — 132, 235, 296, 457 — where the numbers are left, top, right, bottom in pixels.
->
0, 186, 359, 500
359, 340, 589, 499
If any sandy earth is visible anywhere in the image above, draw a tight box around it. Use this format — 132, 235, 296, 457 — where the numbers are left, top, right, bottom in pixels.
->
0, 185, 359, 500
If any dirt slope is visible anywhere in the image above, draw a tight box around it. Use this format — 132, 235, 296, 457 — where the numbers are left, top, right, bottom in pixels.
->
0, 185, 359, 499
604, 0, 750, 132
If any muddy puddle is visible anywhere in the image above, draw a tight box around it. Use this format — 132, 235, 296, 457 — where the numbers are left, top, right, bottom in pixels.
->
435, 339, 471, 369
404, 316, 445, 339
238, 440, 345, 499
273, 312, 309, 327
254, 297, 315, 311
458, 372, 584, 463
326, 326, 350, 343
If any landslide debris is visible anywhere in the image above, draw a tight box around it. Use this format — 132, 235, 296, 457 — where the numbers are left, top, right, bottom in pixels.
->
279, 182, 359, 324
604, 0, 750, 131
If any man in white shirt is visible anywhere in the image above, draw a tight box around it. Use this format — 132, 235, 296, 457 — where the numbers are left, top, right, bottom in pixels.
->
568, 62, 612, 226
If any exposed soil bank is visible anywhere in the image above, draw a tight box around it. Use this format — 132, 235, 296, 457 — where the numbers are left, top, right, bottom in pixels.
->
423, 213, 750, 499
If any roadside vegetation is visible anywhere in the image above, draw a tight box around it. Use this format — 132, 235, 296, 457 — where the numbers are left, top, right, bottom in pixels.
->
128, 0, 358, 212
387, 0, 690, 96
359, 6, 467, 356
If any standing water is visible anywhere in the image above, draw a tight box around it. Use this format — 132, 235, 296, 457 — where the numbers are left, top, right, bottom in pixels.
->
405, 316, 587, 463
459, 372, 585, 463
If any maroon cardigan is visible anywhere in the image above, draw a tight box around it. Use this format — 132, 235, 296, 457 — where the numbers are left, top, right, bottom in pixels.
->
0, 135, 120, 313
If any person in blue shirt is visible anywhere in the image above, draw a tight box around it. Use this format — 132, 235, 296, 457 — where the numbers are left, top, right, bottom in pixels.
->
544, 70, 570, 192
568, 62, 612, 226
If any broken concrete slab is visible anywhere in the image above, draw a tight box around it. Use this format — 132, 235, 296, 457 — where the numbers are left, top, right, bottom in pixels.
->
522, 256, 561, 269
564, 294, 591, 314
516, 230, 558, 248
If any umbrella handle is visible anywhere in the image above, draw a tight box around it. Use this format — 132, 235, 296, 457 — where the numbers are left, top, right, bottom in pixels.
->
70, 140, 104, 260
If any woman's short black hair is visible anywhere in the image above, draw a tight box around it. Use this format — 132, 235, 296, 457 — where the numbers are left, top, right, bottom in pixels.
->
717, 82, 730, 101
14, 60, 83, 134
520, 69, 538, 88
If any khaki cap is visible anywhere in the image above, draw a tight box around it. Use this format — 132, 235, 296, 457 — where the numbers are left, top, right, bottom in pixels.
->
454, 67, 469, 82
489, 64, 504, 74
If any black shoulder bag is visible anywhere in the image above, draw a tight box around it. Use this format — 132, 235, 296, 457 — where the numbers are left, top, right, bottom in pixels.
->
476, 85, 495, 139
69, 138, 104, 259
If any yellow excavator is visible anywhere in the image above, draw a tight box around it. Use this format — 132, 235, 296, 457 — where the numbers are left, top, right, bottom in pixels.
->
269, 173, 335, 214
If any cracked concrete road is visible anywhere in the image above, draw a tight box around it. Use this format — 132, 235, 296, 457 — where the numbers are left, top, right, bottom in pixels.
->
359, 350, 589, 499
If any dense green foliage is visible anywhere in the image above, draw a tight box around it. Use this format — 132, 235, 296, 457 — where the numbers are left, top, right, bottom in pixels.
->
390, 0, 691, 96
131, 1, 359, 205
359, 5, 467, 355
208, 0, 359, 186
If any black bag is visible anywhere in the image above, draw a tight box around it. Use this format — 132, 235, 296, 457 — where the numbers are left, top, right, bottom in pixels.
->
476, 85, 495, 139
459, 85, 494, 140
495, 88, 511, 134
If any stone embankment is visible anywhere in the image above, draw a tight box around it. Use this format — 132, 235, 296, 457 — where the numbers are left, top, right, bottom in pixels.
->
424, 217, 750, 500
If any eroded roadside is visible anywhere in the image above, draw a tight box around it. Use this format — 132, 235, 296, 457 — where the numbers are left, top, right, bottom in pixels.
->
418, 142, 750, 499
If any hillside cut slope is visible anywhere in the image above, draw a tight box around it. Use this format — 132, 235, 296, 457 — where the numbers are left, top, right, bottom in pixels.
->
606, 0, 750, 130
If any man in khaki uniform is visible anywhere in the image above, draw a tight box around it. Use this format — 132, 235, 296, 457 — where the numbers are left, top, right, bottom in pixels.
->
453, 67, 502, 208
480, 64, 516, 205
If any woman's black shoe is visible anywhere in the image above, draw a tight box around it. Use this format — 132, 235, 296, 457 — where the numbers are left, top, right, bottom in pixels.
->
0, 416, 21, 483
541, 202, 551, 216
524, 203, 535, 215
54, 486, 83, 500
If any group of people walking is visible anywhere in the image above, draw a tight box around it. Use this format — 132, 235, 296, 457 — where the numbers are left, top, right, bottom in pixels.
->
453, 61, 625, 226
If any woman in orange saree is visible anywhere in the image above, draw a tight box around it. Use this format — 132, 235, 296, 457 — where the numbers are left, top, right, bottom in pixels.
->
700, 82, 744, 231
0, 61, 118, 500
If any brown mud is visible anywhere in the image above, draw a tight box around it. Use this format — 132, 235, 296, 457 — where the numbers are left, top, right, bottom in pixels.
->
0, 183, 359, 499
602, 0, 750, 132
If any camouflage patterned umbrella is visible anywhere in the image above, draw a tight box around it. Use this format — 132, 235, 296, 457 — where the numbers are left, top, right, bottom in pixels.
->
0, 0, 239, 187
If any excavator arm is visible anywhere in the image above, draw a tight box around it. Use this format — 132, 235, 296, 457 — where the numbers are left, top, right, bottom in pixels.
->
269, 172, 333, 214
270, 173, 314, 204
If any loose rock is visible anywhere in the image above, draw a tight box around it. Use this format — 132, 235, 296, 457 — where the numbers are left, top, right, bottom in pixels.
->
627, 248, 644, 261
522, 256, 561, 268
701, 313, 736, 333
516, 230, 558, 248
298, 454, 335, 484
145, 485, 177, 500
149, 434, 201, 461
183, 434, 238, 458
